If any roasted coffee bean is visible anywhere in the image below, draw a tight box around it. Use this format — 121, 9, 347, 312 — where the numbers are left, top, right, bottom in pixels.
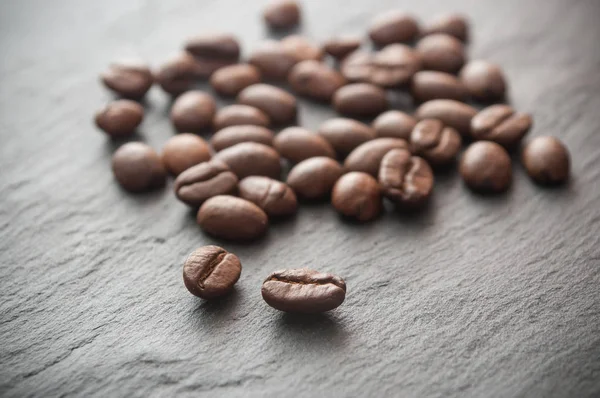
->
95, 100, 144, 137
197, 195, 268, 241
162, 134, 211, 175
184, 33, 240, 61
238, 176, 297, 217
416, 34, 466, 74
170, 90, 216, 132
318, 118, 376, 155
183, 246, 241, 299
471, 105, 532, 147
261, 269, 346, 313
323, 36, 362, 60
459, 60, 507, 102
344, 137, 409, 176
422, 14, 469, 42
213, 105, 270, 130
263, 0, 301, 30
248, 41, 298, 81
214, 142, 282, 179
415, 99, 477, 136
522, 136, 570, 185
368, 10, 420, 46
211, 125, 275, 152
174, 160, 238, 207
237, 84, 297, 125
341, 44, 421, 88
155, 53, 222, 96
287, 157, 344, 199
332, 172, 382, 221
281, 35, 324, 62
379, 149, 434, 207
333, 83, 388, 117
460, 141, 512, 193
410, 119, 462, 166
372, 110, 416, 140
274, 127, 336, 163
288, 60, 345, 101
411, 70, 468, 102
112, 142, 166, 192
100, 59, 153, 100
210, 64, 261, 97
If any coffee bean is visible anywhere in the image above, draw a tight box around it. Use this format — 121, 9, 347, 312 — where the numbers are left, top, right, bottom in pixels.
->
238, 176, 298, 217
410, 119, 462, 166
415, 99, 477, 136
344, 137, 409, 176
318, 118, 376, 155
183, 245, 241, 299
287, 157, 344, 199
274, 127, 336, 163
112, 142, 166, 192
100, 59, 153, 100
213, 105, 270, 130
415, 34, 466, 74
333, 83, 389, 117
248, 41, 298, 81
214, 142, 282, 179
460, 141, 512, 193
323, 36, 362, 60
411, 70, 468, 102
422, 14, 469, 42
459, 60, 507, 102
288, 60, 345, 101
155, 53, 215, 96
332, 172, 382, 221
237, 84, 297, 125
341, 44, 421, 88
211, 125, 275, 152
379, 149, 434, 207
368, 10, 420, 46
522, 136, 570, 185
184, 33, 240, 61
471, 105, 532, 147
372, 110, 417, 140
162, 134, 211, 175
210, 64, 261, 97
261, 268, 346, 313
174, 160, 238, 207
263, 0, 301, 30
197, 195, 268, 241
281, 35, 325, 62
170, 91, 216, 132
95, 100, 144, 137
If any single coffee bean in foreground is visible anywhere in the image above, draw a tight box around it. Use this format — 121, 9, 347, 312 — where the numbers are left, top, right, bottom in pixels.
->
459, 60, 507, 102
288, 60, 345, 101
197, 195, 268, 241
368, 10, 420, 46
332, 172, 382, 221
183, 246, 241, 299
237, 84, 297, 125
261, 269, 346, 313
411, 119, 462, 166
210, 64, 261, 97
281, 35, 325, 62
214, 142, 282, 179
211, 125, 275, 152
174, 160, 238, 207
263, 0, 301, 30
112, 142, 166, 192
170, 90, 216, 132
213, 104, 270, 130
95, 100, 144, 137
318, 118, 376, 155
248, 41, 298, 81
522, 136, 570, 185
372, 110, 416, 140
100, 59, 153, 100
184, 33, 240, 62
323, 36, 362, 60
161, 134, 211, 175
422, 13, 469, 42
460, 141, 512, 193
415, 33, 466, 74
411, 70, 468, 103
344, 137, 409, 177
274, 127, 335, 163
415, 99, 477, 136
379, 149, 434, 207
238, 176, 298, 217
155, 53, 202, 96
471, 105, 532, 147
287, 157, 344, 200
333, 83, 389, 117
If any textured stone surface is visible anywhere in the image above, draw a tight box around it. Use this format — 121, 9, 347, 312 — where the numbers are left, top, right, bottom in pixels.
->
1, 0, 599, 397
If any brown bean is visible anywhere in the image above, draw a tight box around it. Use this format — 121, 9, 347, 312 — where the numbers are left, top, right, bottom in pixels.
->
411, 119, 462, 166
378, 148, 434, 207
162, 134, 212, 175
213, 105, 271, 130
248, 41, 297, 81
368, 10, 420, 46
274, 127, 336, 163
263, 0, 301, 30
332, 172, 382, 222
100, 59, 153, 100
415, 34, 466, 74
288, 60, 345, 101
333, 83, 389, 117
238, 176, 297, 217
459, 60, 507, 102
323, 36, 362, 60
183, 246, 242, 299
211, 125, 275, 152
372, 110, 416, 140
281, 35, 324, 62
471, 105, 532, 147
344, 137, 409, 176
170, 91, 216, 132
214, 142, 282, 179
210, 64, 261, 97
287, 157, 344, 200
318, 118, 376, 155
197, 195, 268, 241
95, 100, 144, 137
184, 33, 240, 61
111, 142, 166, 193
411, 70, 468, 102
422, 13, 469, 42
415, 99, 477, 136
237, 84, 297, 125
174, 160, 238, 207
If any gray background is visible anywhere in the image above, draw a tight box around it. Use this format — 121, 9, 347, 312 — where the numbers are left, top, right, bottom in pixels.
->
1, 0, 599, 397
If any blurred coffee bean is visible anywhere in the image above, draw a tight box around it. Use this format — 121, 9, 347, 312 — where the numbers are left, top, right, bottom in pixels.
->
288, 60, 345, 101
213, 104, 271, 130
112, 142, 166, 192
410, 119, 462, 166
471, 105, 532, 147
333, 83, 389, 117
174, 160, 238, 207
372, 110, 417, 140
95, 100, 144, 137
237, 84, 297, 125
211, 125, 275, 152
210, 64, 261, 97
332, 172, 382, 222
460, 141, 512, 193
287, 157, 344, 199
422, 14, 469, 42
459, 60, 507, 102
274, 127, 336, 163
170, 91, 216, 132
344, 137, 409, 176
411, 70, 468, 102
415, 99, 477, 136
214, 142, 282, 179
281, 35, 324, 62
318, 118, 376, 155
378, 148, 434, 207
184, 33, 240, 61
249, 40, 297, 81
368, 10, 420, 46
521, 136, 570, 185
100, 59, 153, 100
238, 176, 298, 217
197, 195, 268, 241
416, 34, 466, 74
156, 53, 226, 96
323, 36, 362, 60
162, 133, 211, 175
263, 0, 301, 30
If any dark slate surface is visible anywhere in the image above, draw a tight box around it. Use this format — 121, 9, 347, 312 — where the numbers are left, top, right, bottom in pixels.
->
1, 0, 599, 397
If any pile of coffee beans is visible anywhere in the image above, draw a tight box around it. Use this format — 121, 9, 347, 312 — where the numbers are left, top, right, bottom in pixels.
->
96, 0, 571, 313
